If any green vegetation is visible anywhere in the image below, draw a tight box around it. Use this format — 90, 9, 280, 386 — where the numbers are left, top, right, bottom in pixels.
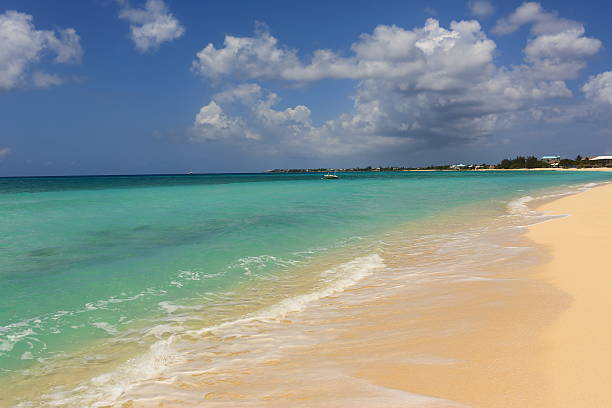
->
495, 154, 592, 169
266, 154, 597, 173
496, 156, 550, 169
558, 155, 591, 168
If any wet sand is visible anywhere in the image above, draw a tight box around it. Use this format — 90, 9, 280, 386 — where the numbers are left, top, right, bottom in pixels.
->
115, 209, 566, 407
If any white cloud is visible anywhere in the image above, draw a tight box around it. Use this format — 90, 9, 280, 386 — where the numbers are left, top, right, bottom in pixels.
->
468, 0, 494, 17
193, 19, 496, 85
582, 72, 612, 105
0, 147, 11, 159
32, 72, 64, 88
524, 27, 601, 80
45, 28, 82, 63
191, 85, 377, 155
213, 83, 263, 104
189, 5, 603, 156
493, 2, 579, 35
118, 0, 185, 52
492, 3, 601, 81
192, 101, 259, 141
0, 10, 82, 91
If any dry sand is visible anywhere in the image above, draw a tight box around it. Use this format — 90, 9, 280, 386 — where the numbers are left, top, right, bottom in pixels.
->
525, 182, 612, 406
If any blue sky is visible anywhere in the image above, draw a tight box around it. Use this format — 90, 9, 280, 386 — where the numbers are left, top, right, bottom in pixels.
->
1, 0, 611, 176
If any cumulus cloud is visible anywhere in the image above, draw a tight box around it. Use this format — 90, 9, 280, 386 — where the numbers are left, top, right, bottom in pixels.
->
468, 0, 494, 17
524, 27, 601, 80
0, 10, 82, 91
493, 2, 579, 35
582, 72, 612, 105
0, 147, 11, 159
191, 85, 312, 146
191, 84, 387, 155
189, 3, 603, 156
492, 3, 601, 81
192, 100, 260, 142
193, 19, 496, 85
118, 0, 184, 52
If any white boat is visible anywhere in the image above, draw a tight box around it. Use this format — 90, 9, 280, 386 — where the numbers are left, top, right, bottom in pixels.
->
322, 173, 339, 179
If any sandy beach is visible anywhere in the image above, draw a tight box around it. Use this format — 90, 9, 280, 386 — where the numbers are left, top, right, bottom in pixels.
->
204, 180, 612, 407
526, 182, 612, 406
4, 174, 612, 408
353, 181, 612, 407
130, 181, 612, 407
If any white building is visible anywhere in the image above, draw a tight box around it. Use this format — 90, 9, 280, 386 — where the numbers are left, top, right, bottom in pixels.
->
588, 156, 612, 166
450, 164, 467, 170
541, 155, 561, 166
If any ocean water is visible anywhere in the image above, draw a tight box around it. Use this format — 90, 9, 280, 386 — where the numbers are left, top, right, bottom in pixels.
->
1, 171, 611, 407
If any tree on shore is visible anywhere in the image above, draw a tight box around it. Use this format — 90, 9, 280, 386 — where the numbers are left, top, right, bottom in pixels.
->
496, 156, 549, 169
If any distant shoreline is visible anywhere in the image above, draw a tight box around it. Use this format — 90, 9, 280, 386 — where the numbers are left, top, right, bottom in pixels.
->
407, 167, 612, 172
2, 167, 611, 179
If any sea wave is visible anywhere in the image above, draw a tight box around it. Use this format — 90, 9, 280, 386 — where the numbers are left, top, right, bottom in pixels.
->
26, 254, 386, 407
0, 288, 167, 362
506, 181, 609, 222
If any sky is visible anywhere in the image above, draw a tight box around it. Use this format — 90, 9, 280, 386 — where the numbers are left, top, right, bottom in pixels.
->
1, 0, 611, 176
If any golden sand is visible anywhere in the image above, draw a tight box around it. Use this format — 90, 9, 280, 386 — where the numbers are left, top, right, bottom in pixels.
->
213, 182, 612, 407
526, 182, 612, 406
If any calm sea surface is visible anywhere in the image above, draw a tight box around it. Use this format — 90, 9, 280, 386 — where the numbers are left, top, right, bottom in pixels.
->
1, 171, 611, 406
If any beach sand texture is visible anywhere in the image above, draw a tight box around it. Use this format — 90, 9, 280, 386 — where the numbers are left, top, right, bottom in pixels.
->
95, 183, 612, 407
191, 182, 612, 408
527, 182, 612, 407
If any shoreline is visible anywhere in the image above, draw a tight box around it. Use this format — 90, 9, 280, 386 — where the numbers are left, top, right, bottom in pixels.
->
525, 182, 612, 406
407, 168, 612, 172
301, 181, 612, 407
5, 179, 612, 407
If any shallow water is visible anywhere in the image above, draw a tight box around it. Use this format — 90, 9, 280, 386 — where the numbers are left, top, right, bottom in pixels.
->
1, 171, 611, 407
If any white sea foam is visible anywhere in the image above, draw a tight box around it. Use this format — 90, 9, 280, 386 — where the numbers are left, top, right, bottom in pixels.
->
144, 323, 187, 339
0, 286, 173, 363
0, 328, 35, 354
158, 301, 202, 314
507, 195, 535, 215
92, 322, 118, 335
20, 351, 34, 360
84, 288, 166, 311
176, 270, 203, 280
33, 254, 385, 407
506, 181, 609, 221
227, 254, 302, 276
241, 254, 384, 321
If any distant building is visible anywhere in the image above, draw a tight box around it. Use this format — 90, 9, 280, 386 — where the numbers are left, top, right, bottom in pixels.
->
450, 164, 467, 170
541, 155, 561, 166
588, 156, 612, 167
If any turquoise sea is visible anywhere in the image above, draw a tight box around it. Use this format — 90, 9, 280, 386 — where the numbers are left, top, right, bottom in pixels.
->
1, 171, 611, 407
